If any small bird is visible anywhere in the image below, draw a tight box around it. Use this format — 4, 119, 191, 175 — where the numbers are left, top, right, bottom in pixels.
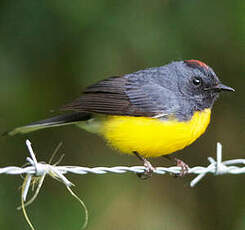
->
7, 60, 234, 177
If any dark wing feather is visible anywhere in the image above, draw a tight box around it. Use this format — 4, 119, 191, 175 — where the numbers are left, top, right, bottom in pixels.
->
61, 76, 158, 116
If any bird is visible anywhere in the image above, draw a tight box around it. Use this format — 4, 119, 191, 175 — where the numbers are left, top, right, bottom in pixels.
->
6, 60, 234, 177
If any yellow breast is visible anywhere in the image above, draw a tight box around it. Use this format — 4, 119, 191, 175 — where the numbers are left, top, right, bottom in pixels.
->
100, 109, 211, 158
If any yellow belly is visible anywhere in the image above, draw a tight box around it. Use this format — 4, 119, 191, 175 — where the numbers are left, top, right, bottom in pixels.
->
99, 109, 211, 158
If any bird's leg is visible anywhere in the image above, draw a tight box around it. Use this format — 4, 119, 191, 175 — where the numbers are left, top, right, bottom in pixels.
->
164, 155, 189, 177
133, 151, 155, 179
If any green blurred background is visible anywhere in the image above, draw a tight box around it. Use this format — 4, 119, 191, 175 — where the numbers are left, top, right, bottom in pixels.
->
0, 0, 244, 229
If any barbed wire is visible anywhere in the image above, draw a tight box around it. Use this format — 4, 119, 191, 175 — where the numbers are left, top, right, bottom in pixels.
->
1, 140, 245, 188
1, 139, 245, 230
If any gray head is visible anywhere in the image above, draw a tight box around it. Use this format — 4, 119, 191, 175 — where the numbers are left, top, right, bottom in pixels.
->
125, 59, 234, 121
162, 60, 235, 113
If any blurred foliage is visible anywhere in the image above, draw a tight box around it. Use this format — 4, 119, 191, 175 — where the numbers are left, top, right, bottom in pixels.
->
0, 0, 244, 229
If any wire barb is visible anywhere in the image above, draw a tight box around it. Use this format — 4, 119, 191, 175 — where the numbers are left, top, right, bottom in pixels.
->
0, 141, 244, 185
0, 140, 244, 229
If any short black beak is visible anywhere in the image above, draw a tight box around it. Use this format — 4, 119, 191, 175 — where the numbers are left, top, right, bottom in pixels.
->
213, 83, 235, 92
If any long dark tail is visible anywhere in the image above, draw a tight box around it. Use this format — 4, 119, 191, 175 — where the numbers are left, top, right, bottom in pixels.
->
6, 112, 91, 136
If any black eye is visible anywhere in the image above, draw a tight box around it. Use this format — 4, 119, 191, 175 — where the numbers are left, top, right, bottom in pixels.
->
192, 77, 202, 86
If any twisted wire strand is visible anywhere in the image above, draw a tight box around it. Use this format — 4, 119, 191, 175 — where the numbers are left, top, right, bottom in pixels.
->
1, 140, 243, 230
0, 140, 244, 188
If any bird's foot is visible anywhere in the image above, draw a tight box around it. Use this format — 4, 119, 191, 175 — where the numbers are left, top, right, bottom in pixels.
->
174, 158, 189, 177
133, 151, 155, 180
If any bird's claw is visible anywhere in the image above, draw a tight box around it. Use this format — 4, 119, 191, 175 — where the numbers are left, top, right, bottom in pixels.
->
174, 158, 189, 177
133, 151, 155, 179
137, 160, 155, 179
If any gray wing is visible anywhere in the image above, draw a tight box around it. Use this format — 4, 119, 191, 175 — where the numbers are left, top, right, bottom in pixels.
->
62, 72, 177, 117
